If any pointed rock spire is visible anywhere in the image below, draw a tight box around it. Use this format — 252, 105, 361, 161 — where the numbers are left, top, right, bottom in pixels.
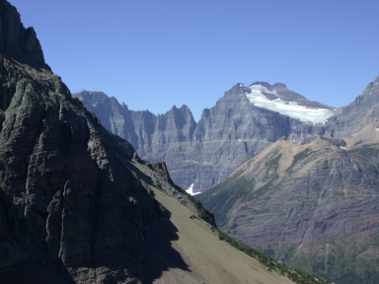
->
0, 0, 50, 70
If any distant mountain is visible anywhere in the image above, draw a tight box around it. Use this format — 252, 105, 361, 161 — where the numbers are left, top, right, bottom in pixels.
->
199, 77, 379, 284
324, 76, 379, 146
77, 82, 330, 194
0, 1, 328, 283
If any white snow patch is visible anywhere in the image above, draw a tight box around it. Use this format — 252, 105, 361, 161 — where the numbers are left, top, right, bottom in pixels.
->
186, 184, 200, 196
246, 85, 334, 124
250, 84, 277, 96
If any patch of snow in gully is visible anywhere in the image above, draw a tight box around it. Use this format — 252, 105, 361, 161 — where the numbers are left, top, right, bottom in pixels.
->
186, 184, 200, 196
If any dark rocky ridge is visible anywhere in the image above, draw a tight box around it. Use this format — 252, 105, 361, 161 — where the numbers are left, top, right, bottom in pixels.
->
0, 56, 168, 283
77, 83, 323, 193
0, 2, 199, 283
0, 0, 49, 70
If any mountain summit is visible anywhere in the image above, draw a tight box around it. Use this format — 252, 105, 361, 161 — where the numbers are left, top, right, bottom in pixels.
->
0, 0, 49, 69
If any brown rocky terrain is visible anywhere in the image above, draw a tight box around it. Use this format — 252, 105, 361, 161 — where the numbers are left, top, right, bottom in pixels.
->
200, 137, 379, 284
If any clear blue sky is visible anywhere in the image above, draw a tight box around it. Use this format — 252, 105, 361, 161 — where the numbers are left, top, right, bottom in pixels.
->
11, 0, 379, 119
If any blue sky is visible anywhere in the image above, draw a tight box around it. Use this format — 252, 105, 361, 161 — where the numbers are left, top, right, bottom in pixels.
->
11, 0, 379, 119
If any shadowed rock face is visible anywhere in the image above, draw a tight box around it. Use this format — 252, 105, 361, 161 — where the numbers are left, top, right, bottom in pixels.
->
199, 138, 379, 284
0, 57, 171, 283
77, 84, 323, 193
0, 0, 49, 70
0, 2, 188, 282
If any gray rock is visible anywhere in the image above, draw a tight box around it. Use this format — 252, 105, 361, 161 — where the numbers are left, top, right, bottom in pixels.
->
323, 76, 379, 144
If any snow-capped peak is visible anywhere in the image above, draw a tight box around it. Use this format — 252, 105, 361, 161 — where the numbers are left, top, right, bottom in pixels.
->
186, 184, 200, 196
249, 83, 277, 96
245, 83, 335, 125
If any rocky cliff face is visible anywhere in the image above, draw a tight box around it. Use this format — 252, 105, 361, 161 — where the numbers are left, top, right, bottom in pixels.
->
0, 56, 168, 283
0, 2, 184, 283
200, 137, 379, 284
0, 0, 49, 70
77, 82, 327, 194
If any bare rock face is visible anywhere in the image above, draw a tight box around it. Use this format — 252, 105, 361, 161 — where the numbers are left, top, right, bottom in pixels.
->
323, 77, 379, 145
0, 0, 49, 70
200, 138, 379, 284
0, 2, 171, 282
77, 83, 323, 193
0, 56, 168, 283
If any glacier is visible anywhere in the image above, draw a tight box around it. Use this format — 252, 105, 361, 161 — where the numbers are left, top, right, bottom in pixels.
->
246, 84, 335, 124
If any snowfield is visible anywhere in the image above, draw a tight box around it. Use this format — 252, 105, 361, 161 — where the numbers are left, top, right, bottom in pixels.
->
246, 84, 335, 124
186, 184, 200, 196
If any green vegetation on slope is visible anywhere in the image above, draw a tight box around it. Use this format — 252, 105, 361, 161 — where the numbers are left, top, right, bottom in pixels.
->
217, 230, 332, 284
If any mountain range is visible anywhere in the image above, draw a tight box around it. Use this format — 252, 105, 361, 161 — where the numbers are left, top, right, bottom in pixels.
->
77, 81, 333, 194
0, 1, 329, 284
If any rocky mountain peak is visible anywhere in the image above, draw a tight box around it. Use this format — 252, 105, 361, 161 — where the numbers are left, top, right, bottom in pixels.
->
273, 82, 288, 89
248, 81, 288, 92
0, 0, 49, 70
250, 81, 273, 88
224, 83, 251, 98
170, 104, 191, 113
364, 76, 379, 96
79, 90, 108, 98
179, 104, 192, 112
